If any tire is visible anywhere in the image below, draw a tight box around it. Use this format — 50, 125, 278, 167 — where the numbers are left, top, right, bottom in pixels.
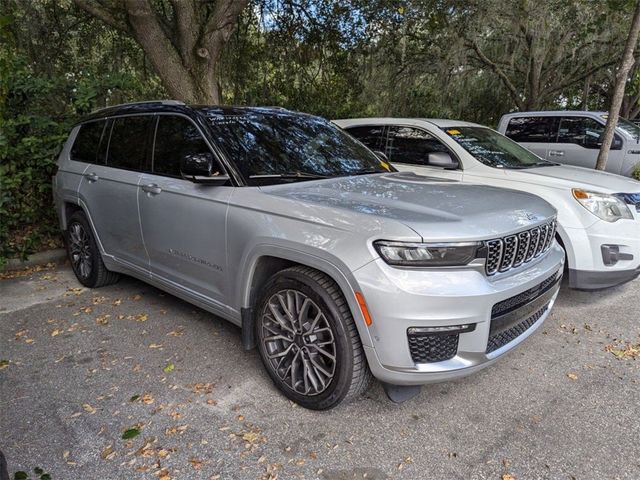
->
65, 211, 120, 288
255, 266, 372, 410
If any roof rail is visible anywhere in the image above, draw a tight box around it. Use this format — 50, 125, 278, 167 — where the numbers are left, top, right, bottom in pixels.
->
90, 99, 185, 114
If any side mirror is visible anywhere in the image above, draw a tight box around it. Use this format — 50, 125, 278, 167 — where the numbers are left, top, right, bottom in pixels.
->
429, 152, 459, 169
180, 152, 229, 185
373, 150, 389, 162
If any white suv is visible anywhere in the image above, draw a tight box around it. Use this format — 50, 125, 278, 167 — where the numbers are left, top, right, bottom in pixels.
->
335, 118, 640, 290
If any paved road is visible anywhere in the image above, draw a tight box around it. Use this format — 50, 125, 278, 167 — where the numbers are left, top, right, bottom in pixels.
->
1, 263, 639, 480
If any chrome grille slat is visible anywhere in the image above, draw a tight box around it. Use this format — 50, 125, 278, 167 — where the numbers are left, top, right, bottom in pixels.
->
484, 220, 556, 276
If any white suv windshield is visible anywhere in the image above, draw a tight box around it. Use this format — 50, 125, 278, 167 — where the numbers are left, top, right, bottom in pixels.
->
443, 126, 555, 169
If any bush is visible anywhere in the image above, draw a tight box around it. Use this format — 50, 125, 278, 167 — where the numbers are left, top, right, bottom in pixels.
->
633, 163, 640, 181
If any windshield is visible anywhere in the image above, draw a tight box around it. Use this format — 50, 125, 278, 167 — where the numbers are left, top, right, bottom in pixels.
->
205, 112, 391, 184
442, 126, 553, 169
615, 117, 640, 140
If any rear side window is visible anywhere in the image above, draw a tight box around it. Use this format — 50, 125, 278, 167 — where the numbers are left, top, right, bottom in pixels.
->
345, 125, 385, 151
153, 116, 213, 177
505, 117, 558, 143
70, 121, 106, 163
386, 126, 449, 165
106, 116, 152, 171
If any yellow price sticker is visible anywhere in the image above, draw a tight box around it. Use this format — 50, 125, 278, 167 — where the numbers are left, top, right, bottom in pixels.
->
379, 160, 391, 171
447, 129, 461, 135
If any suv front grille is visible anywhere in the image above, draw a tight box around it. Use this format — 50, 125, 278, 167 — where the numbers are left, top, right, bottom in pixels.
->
486, 304, 548, 353
485, 220, 556, 276
408, 333, 458, 363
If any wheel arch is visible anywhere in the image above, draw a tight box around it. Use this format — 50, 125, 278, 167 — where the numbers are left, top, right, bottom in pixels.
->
238, 246, 374, 350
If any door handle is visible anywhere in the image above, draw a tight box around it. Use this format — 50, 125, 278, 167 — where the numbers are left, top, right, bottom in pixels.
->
84, 172, 99, 182
548, 150, 565, 157
142, 183, 162, 195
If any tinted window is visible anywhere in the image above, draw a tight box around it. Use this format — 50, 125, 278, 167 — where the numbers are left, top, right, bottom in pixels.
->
153, 116, 213, 177
505, 117, 558, 143
557, 117, 606, 149
70, 121, 106, 163
345, 125, 385, 151
386, 126, 450, 166
107, 116, 152, 171
205, 113, 390, 184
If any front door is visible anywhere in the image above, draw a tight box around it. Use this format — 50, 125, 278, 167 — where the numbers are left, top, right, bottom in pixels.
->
384, 125, 464, 181
138, 114, 233, 309
555, 116, 625, 174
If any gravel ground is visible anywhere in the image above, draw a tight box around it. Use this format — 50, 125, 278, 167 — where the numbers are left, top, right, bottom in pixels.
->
1, 263, 639, 480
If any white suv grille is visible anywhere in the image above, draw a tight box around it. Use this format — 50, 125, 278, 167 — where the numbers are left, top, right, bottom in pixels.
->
485, 220, 557, 276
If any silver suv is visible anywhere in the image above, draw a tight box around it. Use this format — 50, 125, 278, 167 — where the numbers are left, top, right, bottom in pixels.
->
53, 101, 564, 409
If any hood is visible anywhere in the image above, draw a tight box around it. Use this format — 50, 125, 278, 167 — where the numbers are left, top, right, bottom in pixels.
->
506, 165, 640, 193
262, 172, 556, 242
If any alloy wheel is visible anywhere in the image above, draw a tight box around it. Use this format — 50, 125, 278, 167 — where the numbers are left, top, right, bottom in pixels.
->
68, 222, 92, 280
260, 289, 337, 396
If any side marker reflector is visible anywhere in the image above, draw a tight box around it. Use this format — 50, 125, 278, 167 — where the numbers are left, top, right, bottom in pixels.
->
355, 292, 373, 326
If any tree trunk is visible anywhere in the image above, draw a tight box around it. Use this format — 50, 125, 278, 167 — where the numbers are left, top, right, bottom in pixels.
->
73, 0, 248, 105
596, 1, 640, 171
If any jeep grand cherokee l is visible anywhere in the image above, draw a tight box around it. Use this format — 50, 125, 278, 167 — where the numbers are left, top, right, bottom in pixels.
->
53, 101, 564, 409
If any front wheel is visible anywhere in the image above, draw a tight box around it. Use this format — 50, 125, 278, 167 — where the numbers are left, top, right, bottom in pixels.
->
256, 266, 372, 410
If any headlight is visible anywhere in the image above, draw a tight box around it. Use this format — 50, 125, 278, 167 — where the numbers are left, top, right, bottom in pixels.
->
373, 241, 482, 267
572, 189, 633, 222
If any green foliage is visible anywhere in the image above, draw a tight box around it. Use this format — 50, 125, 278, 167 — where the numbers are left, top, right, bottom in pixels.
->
0, 3, 164, 265
632, 163, 640, 180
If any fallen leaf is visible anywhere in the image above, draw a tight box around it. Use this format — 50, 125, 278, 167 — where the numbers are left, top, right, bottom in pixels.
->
51, 329, 62, 337
190, 458, 205, 470
502, 475, 516, 480
165, 425, 188, 436
83, 403, 97, 414
113, 299, 122, 306
130, 394, 141, 402
0, 360, 9, 370
190, 383, 214, 394
167, 330, 183, 337
122, 427, 141, 440
163, 363, 175, 373
132, 294, 142, 301
25, 338, 35, 344
242, 431, 261, 444
82, 306, 93, 314
135, 313, 148, 322
96, 314, 110, 325
101, 445, 116, 460
141, 393, 154, 405
567, 373, 578, 381
149, 343, 163, 349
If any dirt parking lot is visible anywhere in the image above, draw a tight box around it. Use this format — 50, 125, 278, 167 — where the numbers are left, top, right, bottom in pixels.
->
1, 263, 639, 480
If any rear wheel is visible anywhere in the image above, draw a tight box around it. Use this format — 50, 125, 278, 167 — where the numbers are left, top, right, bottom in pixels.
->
66, 211, 119, 288
256, 266, 372, 410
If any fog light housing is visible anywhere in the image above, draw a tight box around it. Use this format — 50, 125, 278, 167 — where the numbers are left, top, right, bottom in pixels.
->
407, 324, 476, 336
601, 245, 634, 266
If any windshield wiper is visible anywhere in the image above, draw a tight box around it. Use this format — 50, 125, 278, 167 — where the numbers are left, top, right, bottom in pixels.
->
345, 168, 387, 176
249, 171, 329, 180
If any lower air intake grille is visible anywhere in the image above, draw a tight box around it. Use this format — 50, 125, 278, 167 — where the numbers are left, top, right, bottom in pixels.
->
408, 333, 459, 363
486, 304, 548, 354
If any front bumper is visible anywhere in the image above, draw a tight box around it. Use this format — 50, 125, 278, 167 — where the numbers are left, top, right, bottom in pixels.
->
563, 216, 640, 290
353, 244, 564, 386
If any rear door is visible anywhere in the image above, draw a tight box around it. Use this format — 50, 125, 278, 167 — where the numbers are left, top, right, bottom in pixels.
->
383, 125, 463, 180
503, 116, 558, 159
77, 115, 152, 271
138, 114, 233, 309
555, 116, 625, 173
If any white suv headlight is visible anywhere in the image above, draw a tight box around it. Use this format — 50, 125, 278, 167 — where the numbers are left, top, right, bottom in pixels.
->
572, 189, 633, 222
374, 241, 482, 267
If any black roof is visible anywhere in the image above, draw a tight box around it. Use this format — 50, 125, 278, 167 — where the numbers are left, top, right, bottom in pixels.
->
78, 100, 301, 125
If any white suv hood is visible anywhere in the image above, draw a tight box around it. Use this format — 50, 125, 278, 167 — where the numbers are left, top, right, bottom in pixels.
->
506, 165, 640, 193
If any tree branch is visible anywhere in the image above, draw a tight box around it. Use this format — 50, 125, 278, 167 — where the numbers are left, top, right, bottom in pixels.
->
72, 0, 129, 32
466, 39, 525, 110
